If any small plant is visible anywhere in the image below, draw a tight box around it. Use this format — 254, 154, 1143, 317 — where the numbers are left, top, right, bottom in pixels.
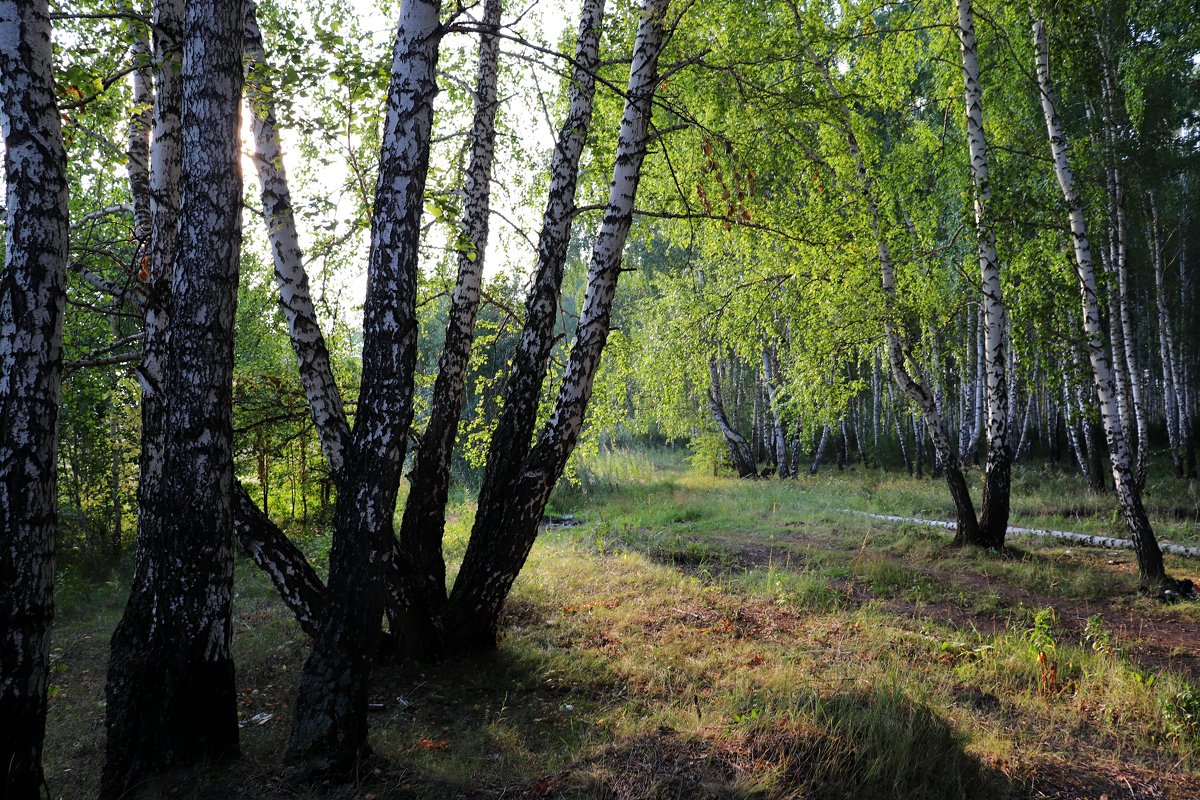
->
1131, 667, 1158, 691
1024, 608, 1060, 696
1082, 614, 1114, 655
1162, 681, 1200, 752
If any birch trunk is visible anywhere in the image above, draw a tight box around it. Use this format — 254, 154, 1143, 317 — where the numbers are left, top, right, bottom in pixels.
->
1098, 154, 1135, 461
125, 5, 153, 247
1063, 386, 1087, 476
708, 358, 758, 478
104, 1, 246, 793
761, 341, 790, 477
0, 3, 69, 795
810, 425, 830, 475
444, 0, 672, 651
105, 0, 185, 794
802, 28, 982, 543
1179, 231, 1197, 478
235, 1, 351, 635
233, 482, 324, 636
958, 311, 976, 462
1097, 56, 1149, 489
123, 0, 183, 673
459, 0, 605, 569
244, 2, 350, 471
1150, 194, 1184, 477
287, 0, 441, 767
970, 317, 985, 463
1033, 19, 1168, 589
957, 0, 1009, 546
392, 0, 504, 657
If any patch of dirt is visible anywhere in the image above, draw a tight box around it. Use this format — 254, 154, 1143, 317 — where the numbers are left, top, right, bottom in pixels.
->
912, 561, 1200, 681
1021, 757, 1200, 800
561, 729, 744, 799
700, 532, 1200, 683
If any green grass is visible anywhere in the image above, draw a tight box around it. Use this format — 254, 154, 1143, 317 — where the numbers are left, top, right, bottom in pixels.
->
40, 448, 1200, 799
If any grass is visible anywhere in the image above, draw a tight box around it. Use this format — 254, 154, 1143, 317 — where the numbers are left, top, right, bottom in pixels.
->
41, 448, 1200, 799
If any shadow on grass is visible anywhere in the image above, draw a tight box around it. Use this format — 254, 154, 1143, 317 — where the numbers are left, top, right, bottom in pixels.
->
566, 688, 1010, 800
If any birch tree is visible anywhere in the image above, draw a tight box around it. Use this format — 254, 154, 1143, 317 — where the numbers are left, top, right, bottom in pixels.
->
392, 0, 503, 657
956, 0, 1010, 547
0, 2, 69, 795
1032, 18, 1173, 591
287, 0, 442, 768
799, 12, 984, 546
443, 0, 674, 650
103, 1, 246, 794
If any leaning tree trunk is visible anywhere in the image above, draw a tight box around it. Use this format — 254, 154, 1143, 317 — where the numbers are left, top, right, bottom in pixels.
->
237, 0, 349, 633
801, 26, 982, 545
810, 425, 831, 476
443, 0, 673, 653
461, 0, 608, 597
708, 358, 759, 478
957, 0, 1009, 547
104, 3, 246, 795
391, 0, 504, 658
1033, 19, 1169, 590
233, 483, 324, 636
244, 1, 349, 472
0, 4, 69, 796
287, 0, 441, 770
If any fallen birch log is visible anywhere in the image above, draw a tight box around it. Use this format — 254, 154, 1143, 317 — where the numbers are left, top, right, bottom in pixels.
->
840, 510, 1200, 559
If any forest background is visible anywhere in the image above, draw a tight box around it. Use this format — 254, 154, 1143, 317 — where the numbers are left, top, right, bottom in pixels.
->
3, 0, 1200, 796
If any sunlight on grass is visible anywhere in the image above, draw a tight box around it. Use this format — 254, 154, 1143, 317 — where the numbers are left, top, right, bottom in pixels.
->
41, 447, 1200, 798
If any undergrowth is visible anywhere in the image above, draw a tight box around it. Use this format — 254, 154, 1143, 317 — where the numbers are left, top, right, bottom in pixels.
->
41, 448, 1200, 799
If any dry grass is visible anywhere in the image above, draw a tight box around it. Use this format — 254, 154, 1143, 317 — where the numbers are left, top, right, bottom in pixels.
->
41, 450, 1200, 799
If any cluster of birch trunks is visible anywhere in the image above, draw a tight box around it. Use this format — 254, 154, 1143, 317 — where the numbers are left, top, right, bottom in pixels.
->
2, 0, 674, 795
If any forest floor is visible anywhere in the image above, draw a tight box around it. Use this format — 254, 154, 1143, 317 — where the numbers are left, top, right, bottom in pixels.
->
43, 450, 1200, 799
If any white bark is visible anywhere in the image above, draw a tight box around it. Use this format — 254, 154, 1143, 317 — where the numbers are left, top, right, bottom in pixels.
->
104, 1, 246, 793
1150, 193, 1183, 473
244, 2, 350, 473
1033, 18, 1166, 584
845, 511, 1200, 560
440, 0, 611, 651
708, 358, 757, 477
469, 0, 607, 517
957, 0, 1009, 470
288, 0, 443, 763
761, 340, 790, 477
125, 5, 153, 245
0, 1, 69, 792
530, 0, 672, 476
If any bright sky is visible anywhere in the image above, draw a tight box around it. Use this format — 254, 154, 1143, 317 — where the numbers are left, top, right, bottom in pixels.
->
262, 0, 578, 313
0, 2, 580, 324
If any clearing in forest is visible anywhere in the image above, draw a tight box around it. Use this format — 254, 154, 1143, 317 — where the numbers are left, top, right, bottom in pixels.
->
43, 450, 1200, 799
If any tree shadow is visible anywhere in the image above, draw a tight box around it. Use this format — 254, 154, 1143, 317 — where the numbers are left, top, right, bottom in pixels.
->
565, 688, 1012, 800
